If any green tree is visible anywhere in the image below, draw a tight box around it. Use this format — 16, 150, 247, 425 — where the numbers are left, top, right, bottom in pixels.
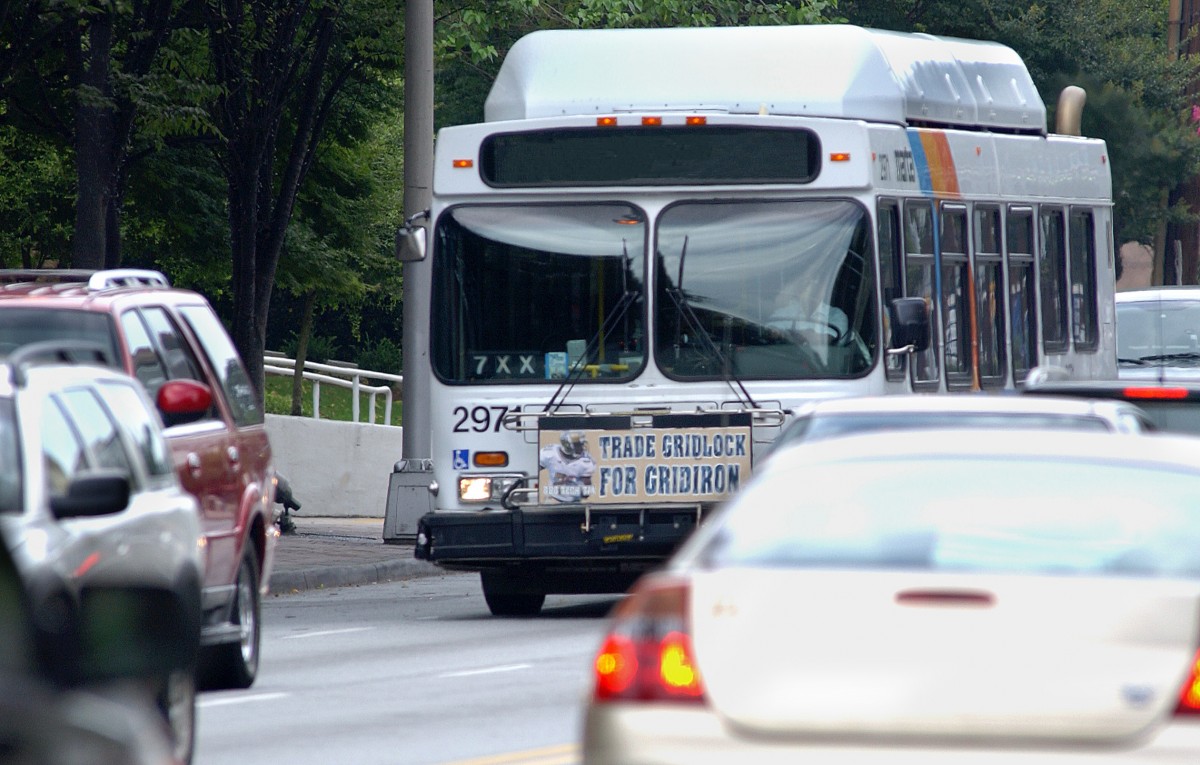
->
275, 85, 404, 414
201, 0, 404, 394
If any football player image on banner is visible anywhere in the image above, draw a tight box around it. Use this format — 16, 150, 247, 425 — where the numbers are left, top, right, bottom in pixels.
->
539, 430, 597, 502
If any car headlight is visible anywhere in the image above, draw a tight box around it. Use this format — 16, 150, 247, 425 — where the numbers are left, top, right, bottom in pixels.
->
458, 474, 525, 503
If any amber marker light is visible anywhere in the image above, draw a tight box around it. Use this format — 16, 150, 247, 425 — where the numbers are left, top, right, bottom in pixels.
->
452, 159, 474, 169
685, 116, 707, 126
473, 452, 509, 468
597, 116, 618, 127
641, 116, 663, 126
829, 152, 851, 162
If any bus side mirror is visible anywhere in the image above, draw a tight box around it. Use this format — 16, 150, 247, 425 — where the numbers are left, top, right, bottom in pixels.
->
888, 297, 931, 353
395, 211, 429, 262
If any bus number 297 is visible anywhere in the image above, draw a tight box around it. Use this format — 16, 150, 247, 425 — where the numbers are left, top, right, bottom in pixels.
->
452, 405, 511, 433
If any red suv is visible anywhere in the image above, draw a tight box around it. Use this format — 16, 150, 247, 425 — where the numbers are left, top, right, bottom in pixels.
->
0, 268, 277, 690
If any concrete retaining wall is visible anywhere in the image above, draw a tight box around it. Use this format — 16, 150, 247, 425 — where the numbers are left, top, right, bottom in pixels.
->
265, 414, 403, 517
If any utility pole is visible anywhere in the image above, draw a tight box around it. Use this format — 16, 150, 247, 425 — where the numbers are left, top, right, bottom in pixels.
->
384, 0, 434, 543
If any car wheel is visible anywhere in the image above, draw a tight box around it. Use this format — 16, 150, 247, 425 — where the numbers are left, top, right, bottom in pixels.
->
481, 570, 545, 616
202, 547, 261, 689
158, 667, 197, 765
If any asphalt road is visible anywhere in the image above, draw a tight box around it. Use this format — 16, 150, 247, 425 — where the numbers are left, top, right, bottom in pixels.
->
195, 571, 620, 765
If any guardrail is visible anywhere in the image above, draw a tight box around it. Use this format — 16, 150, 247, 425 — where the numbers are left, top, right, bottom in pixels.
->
263, 354, 402, 426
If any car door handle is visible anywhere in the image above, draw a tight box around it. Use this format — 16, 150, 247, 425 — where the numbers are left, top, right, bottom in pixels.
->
186, 452, 202, 479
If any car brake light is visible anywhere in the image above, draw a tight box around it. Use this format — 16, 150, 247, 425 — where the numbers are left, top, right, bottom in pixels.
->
1123, 386, 1189, 400
592, 573, 705, 703
1177, 648, 1200, 715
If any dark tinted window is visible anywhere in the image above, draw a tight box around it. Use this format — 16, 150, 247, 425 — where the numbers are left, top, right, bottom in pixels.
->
481, 127, 820, 186
0, 309, 120, 366
178, 305, 263, 426
120, 310, 168, 396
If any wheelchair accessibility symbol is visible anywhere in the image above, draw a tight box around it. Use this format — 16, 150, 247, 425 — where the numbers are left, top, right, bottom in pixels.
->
452, 449, 469, 470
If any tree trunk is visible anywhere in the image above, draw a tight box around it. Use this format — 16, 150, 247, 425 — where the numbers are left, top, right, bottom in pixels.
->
104, 194, 122, 268
290, 290, 317, 416
72, 10, 114, 270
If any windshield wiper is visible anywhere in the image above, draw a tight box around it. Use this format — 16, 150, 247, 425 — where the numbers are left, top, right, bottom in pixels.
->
543, 243, 639, 414
666, 236, 758, 409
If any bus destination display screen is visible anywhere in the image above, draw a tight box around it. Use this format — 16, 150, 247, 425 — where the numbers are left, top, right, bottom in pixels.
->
480, 126, 820, 186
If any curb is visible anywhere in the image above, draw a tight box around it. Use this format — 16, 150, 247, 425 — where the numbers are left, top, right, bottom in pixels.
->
269, 558, 447, 595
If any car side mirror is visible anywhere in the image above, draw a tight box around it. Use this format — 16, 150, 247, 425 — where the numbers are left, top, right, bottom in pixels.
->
887, 297, 931, 354
49, 470, 130, 519
157, 378, 213, 428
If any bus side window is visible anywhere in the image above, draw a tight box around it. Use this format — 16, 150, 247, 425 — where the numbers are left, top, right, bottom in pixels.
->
940, 204, 972, 389
1007, 206, 1038, 383
1069, 208, 1099, 350
974, 205, 1007, 388
877, 200, 905, 381
904, 199, 939, 390
1039, 207, 1069, 354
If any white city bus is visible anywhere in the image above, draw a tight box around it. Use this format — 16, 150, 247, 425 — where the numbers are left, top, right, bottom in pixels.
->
404, 24, 1117, 614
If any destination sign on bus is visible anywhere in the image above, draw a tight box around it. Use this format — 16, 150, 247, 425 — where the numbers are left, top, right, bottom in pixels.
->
481, 126, 820, 187
537, 413, 752, 505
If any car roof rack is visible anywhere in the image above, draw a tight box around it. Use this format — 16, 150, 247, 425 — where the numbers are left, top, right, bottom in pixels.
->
0, 268, 172, 291
7, 340, 112, 387
86, 269, 171, 291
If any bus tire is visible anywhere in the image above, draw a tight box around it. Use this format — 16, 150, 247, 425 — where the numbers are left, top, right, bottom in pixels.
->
481, 570, 545, 616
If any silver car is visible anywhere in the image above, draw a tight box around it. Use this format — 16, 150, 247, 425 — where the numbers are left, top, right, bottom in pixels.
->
0, 343, 207, 764
1117, 287, 1200, 382
758, 393, 1151, 461
583, 429, 1200, 764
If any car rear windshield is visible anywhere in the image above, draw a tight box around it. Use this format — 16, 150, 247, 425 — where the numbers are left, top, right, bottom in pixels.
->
782, 412, 1109, 446
703, 455, 1200, 578
0, 309, 120, 367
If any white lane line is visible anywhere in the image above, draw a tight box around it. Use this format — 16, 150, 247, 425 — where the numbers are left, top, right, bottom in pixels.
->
439, 663, 532, 678
199, 692, 289, 708
281, 627, 373, 640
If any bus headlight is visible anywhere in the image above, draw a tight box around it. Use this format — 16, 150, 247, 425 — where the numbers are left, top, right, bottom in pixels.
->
458, 474, 525, 503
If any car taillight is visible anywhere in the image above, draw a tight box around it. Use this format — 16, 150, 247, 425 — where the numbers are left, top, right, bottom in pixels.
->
1177, 649, 1200, 715
592, 573, 706, 703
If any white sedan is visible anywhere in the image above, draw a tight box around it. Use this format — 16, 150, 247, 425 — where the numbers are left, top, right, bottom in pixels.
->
582, 429, 1200, 764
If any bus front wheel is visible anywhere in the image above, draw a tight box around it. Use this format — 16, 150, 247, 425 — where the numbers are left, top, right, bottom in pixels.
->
481, 570, 545, 616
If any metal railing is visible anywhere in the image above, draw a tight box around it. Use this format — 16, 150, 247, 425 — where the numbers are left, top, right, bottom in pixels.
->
263, 354, 402, 425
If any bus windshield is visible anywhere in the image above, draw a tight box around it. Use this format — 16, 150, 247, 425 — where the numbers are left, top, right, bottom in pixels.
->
432, 203, 647, 384
655, 199, 877, 380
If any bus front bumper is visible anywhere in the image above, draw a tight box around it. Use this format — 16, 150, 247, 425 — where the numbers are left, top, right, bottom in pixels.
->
413, 505, 704, 570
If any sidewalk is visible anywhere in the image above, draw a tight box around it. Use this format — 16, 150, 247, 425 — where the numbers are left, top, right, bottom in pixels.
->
268, 515, 446, 594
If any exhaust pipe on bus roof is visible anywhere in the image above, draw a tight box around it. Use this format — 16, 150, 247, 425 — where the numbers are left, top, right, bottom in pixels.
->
1056, 85, 1087, 136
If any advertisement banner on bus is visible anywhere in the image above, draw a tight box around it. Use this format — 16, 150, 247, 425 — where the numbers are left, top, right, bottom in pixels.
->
537, 413, 752, 505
